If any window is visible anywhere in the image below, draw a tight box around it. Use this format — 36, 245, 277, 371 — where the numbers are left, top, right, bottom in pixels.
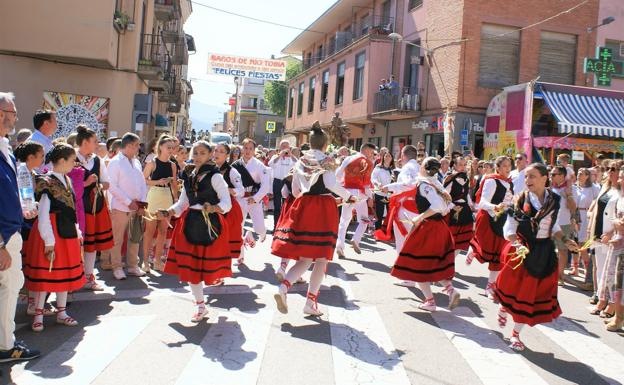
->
404, 41, 420, 94
297, 82, 304, 115
308, 76, 316, 113
353, 52, 366, 100
288, 87, 294, 118
306, 52, 312, 68
360, 13, 370, 36
538, 31, 577, 85
409, 0, 423, 10
317, 45, 324, 63
478, 24, 520, 88
335, 62, 346, 105
320, 70, 329, 109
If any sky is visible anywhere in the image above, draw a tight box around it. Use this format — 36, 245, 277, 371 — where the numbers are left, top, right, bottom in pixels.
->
184, 0, 336, 130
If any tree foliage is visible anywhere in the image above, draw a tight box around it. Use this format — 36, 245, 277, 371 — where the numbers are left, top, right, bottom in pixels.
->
264, 60, 302, 117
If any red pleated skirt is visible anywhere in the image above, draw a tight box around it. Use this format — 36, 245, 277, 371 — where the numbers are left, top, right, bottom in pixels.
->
83, 197, 114, 252
495, 242, 562, 326
271, 194, 339, 261
449, 223, 474, 251
23, 214, 85, 292
164, 210, 232, 285
225, 198, 243, 258
468, 210, 507, 271
391, 217, 455, 282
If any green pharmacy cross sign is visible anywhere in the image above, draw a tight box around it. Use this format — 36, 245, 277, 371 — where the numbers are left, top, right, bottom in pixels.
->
584, 47, 623, 87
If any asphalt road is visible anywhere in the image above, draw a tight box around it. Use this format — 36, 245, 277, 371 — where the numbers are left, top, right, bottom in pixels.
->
2, 215, 623, 385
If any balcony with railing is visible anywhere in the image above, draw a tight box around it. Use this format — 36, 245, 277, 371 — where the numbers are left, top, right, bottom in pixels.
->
302, 15, 394, 71
138, 34, 170, 90
166, 35, 189, 65
372, 87, 421, 120
154, 0, 181, 21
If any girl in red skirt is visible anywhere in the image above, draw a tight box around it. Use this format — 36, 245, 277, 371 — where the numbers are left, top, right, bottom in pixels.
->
161, 141, 232, 322
75, 125, 114, 290
214, 143, 245, 285
272, 126, 354, 316
274, 174, 296, 282
391, 157, 461, 312
466, 155, 513, 300
443, 156, 474, 253
495, 163, 578, 351
24, 144, 86, 332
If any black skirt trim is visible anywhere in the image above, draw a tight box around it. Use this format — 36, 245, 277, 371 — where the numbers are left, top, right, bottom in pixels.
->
497, 297, 560, 318
496, 287, 557, 306
169, 249, 231, 261
399, 250, 455, 261
469, 240, 502, 258
272, 236, 336, 247
25, 272, 85, 283
166, 261, 231, 274
274, 228, 337, 237
83, 236, 114, 245
84, 229, 113, 236
24, 263, 82, 272
392, 261, 454, 275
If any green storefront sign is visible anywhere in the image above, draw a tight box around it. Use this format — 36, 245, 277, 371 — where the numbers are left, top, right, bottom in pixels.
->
584, 47, 624, 87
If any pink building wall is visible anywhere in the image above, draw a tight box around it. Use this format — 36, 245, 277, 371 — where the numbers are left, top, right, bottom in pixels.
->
596, 0, 624, 91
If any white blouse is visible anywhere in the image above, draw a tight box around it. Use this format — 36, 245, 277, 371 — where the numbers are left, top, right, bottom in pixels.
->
371, 167, 393, 196
576, 185, 600, 210
38, 172, 82, 247
417, 179, 449, 215
478, 178, 513, 217
292, 171, 351, 201
170, 173, 232, 216
226, 167, 245, 198
504, 191, 562, 240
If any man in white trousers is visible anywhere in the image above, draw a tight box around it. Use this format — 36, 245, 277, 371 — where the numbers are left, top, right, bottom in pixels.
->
335, 143, 376, 257
231, 138, 271, 264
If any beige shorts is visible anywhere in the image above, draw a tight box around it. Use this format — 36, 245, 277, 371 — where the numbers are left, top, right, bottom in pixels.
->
146, 186, 173, 214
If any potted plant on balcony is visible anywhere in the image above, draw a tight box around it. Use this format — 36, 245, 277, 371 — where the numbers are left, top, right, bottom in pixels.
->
113, 10, 132, 32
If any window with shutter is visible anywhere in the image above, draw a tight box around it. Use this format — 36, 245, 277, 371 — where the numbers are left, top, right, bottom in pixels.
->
538, 31, 577, 85
478, 24, 520, 88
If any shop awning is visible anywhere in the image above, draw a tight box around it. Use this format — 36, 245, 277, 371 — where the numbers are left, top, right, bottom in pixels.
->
539, 83, 624, 138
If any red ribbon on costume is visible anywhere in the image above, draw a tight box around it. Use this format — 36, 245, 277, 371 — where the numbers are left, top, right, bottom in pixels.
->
343, 156, 374, 193
474, 174, 512, 204
373, 188, 418, 241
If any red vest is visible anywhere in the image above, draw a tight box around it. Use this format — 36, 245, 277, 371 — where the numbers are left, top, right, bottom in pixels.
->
343, 156, 373, 192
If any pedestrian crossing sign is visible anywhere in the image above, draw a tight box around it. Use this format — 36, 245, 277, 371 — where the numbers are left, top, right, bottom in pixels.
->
266, 121, 276, 133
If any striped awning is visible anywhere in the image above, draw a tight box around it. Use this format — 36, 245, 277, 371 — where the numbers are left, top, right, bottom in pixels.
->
540, 83, 624, 138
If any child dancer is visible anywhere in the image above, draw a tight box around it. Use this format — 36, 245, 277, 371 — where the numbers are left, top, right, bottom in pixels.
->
443, 156, 475, 254
23, 144, 86, 331
274, 172, 295, 282
391, 157, 460, 311
75, 125, 114, 290
466, 156, 514, 300
496, 163, 578, 351
272, 126, 353, 316
161, 141, 232, 322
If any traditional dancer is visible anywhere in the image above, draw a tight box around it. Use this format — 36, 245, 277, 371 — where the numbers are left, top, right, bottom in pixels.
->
231, 138, 271, 265
272, 172, 300, 282
143, 134, 178, 273
335, 143, 376, 257
495, 162, 578, 351
162, 141, 232, 322
23, 144, 85, 332
443, 156, 474, 254
390, 157, 460, 311
214, 143, 244, 284
272, 126, 354, 316
75, 125, 114, 290
466, 155, 513, 300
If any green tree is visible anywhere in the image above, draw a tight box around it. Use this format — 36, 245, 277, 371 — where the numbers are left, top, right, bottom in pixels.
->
264, 60, 302, 117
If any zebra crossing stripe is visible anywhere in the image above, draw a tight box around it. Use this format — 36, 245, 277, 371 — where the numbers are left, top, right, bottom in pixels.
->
14, 315, 155, 385
536, 318, 624, 384
328, 305, 411, 385
175, 308, 273, 385
431, 307, 549, 385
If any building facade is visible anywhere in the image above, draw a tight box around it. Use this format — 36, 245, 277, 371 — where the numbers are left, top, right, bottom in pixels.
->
0, 0, 194, 142
283, 0, 602, 158
596, 0, 624, 91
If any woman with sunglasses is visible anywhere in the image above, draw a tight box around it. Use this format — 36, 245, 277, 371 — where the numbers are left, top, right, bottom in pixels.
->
588, 161, 620, 316
466, 156, 514, 300
391, 157, 460, 312
574, 168, 600, 276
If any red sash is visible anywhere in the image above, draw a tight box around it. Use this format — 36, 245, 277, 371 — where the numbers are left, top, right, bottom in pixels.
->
343, 156, 373, 192
373, 188, 418, 241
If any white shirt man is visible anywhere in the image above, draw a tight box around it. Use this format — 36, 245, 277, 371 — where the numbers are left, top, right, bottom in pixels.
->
268, 141, 296, 229
510, 154, 528, 195
106, 135, 147, 280
335, 144, 376, 256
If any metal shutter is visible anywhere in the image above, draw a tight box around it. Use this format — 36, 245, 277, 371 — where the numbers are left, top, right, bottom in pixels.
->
539, 31, 577, 85
478, 24, 520, 88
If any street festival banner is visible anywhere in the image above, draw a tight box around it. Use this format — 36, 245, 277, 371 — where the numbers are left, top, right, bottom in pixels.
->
207, 53, 287, 81
483, 82, 534, 161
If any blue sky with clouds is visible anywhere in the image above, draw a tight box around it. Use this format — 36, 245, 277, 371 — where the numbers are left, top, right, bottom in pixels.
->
184, 0, 336, 130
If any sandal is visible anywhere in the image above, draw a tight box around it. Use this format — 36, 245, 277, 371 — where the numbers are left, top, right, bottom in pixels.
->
590, 304, 607, 315
56, 316, 78, 327
600, 310, 615, 319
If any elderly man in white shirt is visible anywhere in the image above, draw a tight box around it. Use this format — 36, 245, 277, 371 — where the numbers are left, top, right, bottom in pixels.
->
106, 133, 148, 280
550, 165, 578, 285
268, 140, 296, 229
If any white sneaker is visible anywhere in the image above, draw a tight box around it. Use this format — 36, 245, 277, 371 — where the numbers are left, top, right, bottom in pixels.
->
127, 266, 146, 277
191, 307, 209, 323
303, 303, 323, 317
395, 280, 416, 287
113, 268, 127, 280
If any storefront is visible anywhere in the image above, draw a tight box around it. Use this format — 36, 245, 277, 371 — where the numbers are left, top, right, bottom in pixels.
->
484, 82, 624, 163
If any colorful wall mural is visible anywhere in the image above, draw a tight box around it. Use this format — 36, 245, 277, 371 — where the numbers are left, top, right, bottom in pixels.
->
42, 91, 110, 139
